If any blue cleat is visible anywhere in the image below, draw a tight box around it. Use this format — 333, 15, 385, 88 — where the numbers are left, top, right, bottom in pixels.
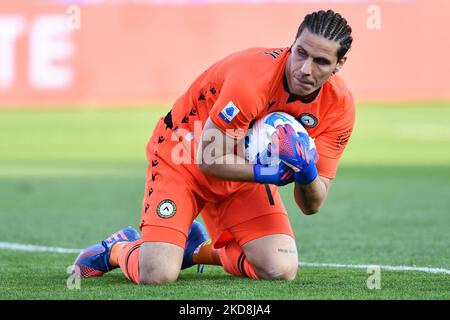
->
72, 226, 141, 277
181, 220, 209, 270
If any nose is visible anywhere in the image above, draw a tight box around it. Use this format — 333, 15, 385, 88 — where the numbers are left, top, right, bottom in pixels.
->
300, 58, 312, 75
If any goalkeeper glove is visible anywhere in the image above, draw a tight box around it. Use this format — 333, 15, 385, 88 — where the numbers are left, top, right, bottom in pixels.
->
271, 124, 319, 185
253, 161, 295, 186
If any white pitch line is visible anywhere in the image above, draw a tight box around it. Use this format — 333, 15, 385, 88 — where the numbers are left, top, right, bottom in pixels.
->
1, 241, 449, 275
300, 262, 450, 275
0, 242, 81, 254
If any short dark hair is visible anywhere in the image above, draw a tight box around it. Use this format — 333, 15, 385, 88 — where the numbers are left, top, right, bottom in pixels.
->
296, 10, 353, 60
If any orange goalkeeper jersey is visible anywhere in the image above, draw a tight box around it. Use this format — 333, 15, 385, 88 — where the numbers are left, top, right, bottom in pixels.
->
163, 47, 355, 195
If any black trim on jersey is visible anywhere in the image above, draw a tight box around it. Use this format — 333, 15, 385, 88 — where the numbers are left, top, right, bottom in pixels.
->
283, 73, 321, 104
164, 111, 173, 129
265, 184, 275, 206
267, 100, 276, 110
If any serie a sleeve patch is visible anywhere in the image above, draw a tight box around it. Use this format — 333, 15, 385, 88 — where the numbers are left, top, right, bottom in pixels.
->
218, 101, 241, 123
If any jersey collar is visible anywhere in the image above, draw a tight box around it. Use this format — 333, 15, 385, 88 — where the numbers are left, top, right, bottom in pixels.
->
283, 71, 321, 104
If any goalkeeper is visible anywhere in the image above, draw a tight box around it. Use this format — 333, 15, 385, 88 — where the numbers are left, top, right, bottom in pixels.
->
73, 10, 355, 284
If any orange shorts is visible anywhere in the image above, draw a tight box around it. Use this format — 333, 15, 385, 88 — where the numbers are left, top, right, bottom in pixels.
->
139, 116, 294, 249
200, 183, 294, 249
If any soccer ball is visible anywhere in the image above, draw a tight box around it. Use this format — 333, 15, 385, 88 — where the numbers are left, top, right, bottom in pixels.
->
243, 112, 316, 168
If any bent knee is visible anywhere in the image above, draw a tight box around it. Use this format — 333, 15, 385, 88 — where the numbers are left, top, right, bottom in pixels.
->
253, 261, 298, 281
138, 242, 183, 285
139, 265, 180, 285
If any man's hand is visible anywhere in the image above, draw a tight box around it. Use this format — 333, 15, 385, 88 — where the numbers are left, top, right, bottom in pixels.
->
253, 161, 295, 186
294, 176, 332, 215
271, 124, 319, 185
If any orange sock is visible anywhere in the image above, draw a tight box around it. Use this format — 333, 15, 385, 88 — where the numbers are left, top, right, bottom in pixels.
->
109, 242, 127, 267
117, 240, 144, 284
192, 240, 222, 265
217, 241, 259, 279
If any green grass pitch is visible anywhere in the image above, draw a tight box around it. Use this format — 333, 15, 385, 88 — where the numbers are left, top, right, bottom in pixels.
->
0, 102, 449, 299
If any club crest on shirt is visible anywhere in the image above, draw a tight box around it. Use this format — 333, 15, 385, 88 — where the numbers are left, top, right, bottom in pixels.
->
219, 101, 240, 123
156, 199, 177, 219
298, 113, 318, 128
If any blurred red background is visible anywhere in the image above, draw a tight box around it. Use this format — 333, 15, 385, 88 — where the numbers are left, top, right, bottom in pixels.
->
1, 0, 449, 107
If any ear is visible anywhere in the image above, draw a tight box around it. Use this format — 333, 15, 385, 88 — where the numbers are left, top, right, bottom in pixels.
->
333, 56, 347, 74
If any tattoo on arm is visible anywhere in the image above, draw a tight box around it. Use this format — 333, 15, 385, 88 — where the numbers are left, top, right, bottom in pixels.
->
277, 248, 297, 254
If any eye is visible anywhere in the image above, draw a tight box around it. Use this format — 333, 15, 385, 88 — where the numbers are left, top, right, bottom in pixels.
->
315, 58, 330, 66
297, 49, 307, 58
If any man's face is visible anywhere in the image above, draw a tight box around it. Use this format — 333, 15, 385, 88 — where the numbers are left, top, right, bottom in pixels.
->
285, 28, 346, 96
